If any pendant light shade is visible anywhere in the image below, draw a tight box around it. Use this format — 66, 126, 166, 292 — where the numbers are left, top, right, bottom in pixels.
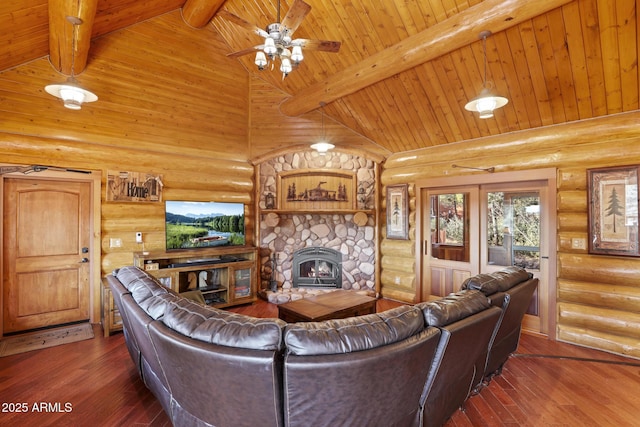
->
45, 16, 98, 110
311, 142, 335, 154
280, 56, 292, 75
291, 45, 304, 64
263, 36, 277, 55
311, 102, 335, 154
45, 77, 98, 110
464, 31, 507, 118
254, 51, 268, 69
465, 88, 508, 119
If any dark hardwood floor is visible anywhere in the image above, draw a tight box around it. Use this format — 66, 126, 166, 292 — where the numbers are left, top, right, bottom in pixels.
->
1, 298, 638, 426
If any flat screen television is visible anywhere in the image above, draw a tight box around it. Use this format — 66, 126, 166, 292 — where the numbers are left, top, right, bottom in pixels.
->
165, 201, 245, 250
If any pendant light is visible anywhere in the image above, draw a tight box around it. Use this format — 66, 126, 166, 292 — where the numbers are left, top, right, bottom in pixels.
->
464, 31, 507, 119
45, 16, 98, 110
310, 102, 335, 154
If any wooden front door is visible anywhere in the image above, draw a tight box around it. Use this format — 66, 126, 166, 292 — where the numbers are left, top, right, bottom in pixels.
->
3, 178, 91, 333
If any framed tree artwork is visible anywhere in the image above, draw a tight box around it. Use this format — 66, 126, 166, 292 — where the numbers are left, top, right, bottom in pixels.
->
587, 165, 640, 256
386, 184, 409, 240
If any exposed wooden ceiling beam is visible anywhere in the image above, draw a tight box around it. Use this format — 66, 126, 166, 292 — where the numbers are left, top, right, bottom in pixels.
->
279, 0, 573, 117
182, 0, 228, 28
48, 0, 98, 75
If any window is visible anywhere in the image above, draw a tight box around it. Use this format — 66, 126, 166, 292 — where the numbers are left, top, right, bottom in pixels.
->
487, 192, 540, 269
430, 193, 469, 262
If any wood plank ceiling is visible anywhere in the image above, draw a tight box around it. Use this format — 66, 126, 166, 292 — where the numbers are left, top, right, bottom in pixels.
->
1, 0, 638, 161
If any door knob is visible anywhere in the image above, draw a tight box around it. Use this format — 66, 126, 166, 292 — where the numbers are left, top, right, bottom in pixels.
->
80, 258, 89, 263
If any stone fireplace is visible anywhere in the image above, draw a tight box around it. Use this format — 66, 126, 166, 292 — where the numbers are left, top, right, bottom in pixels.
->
257, 151, 378, 299
293, 247, 342, 288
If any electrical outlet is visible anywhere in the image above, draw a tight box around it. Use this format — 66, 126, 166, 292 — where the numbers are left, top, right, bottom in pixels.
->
135, 232, 143, 243
394, 276, 401, 285
109, 238, 122, 248
571, 238, 586, 250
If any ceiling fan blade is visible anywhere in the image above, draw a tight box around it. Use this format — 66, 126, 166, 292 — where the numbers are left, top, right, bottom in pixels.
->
280, 0, 311, 34
218, 9, 268, 38
292, 39, 341, 53
227, 46, 263, 58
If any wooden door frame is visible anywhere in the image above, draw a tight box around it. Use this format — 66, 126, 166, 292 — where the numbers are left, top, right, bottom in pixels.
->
415, 168, 557, 340
0, 164, 101, 337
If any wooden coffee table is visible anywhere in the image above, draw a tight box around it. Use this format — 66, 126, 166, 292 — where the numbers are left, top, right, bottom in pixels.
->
277, 290, 377, 322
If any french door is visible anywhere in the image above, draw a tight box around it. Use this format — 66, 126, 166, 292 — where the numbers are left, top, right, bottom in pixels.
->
480, 181, 549, 335
421, 187, 479, 299
418, 170, 556, 336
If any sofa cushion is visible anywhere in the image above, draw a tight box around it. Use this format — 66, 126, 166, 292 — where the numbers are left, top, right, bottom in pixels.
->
417, 290, 490, 327
460, 266, 532, 295
161, 298, 286, 351
113, 265, 157, 286
139, 293, 180, 320
114, 266, 169, 304
284, 305, 425, 356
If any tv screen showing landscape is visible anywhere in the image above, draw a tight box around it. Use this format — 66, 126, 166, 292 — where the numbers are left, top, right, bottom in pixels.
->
165, 201, 245, 250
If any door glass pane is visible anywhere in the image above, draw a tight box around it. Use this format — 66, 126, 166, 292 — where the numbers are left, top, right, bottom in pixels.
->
430, 193, 469, 262
487, 192, 540, 269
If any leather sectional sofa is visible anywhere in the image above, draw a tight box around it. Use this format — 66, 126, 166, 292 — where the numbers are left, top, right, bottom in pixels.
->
106, 265, 537, 427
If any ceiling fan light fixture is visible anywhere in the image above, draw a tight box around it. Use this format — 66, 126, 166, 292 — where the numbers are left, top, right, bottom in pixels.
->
224, 0, 341, 80
225, 0, 341, 79
282, 31, 292, 45
291, 45, 304, 63
263, 37, 277, 56
280, 57, 292, 75
255, 51, 267, 69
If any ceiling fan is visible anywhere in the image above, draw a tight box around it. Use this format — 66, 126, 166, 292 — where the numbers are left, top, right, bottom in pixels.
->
219, 0, 341, 78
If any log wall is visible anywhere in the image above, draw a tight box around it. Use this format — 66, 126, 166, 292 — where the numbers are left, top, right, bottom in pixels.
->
0, 124, 253, 324
380, 110, 640, 359
0, 133, 255, 277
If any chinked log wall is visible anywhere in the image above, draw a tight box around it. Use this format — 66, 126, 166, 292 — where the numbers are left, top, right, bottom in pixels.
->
380, 110, 640, 359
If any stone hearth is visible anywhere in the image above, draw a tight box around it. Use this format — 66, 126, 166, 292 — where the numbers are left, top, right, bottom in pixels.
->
258, 287, 376, 304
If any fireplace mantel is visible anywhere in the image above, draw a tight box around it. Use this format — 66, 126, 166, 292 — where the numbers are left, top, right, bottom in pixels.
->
261, 209, 374, 214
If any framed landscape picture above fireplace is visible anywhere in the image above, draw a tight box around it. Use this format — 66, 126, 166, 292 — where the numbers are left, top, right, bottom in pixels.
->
278, 170, 356, 211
